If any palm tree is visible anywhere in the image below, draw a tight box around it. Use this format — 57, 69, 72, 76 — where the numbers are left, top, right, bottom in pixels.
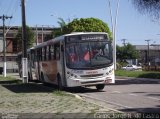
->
57, 17, 66, 31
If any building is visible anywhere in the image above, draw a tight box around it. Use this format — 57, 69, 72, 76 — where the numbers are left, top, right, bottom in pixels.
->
0, 26, 55, 73
135, 45, 160, 66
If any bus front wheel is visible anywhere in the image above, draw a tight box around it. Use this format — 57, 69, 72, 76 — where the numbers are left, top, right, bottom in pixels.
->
96, 84, 105, 91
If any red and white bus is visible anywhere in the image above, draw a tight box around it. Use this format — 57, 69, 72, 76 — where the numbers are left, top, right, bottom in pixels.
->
18, 32, 115, 90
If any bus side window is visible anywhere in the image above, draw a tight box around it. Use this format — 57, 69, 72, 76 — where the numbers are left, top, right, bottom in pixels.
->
44, 47, 47, 61
54, 44, 60, 60
48, 45, 51, 60
38, 48, 42, 61
50, 45, 54, 60
37, 49, 40, 61
31, 51, 35, 68
34, 50, 38, 62
46, 47, 48, 61
42, 47, 46, 61
56, 47, 60, 60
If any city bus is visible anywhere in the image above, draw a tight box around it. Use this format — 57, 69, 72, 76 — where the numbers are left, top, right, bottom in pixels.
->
18, 32, 115, 90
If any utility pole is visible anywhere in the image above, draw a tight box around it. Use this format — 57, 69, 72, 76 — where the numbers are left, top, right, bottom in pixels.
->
145, 39, 151, 67
21, 0, 28, 83
42, 25, 44, 43
36, 25, 38, 45
0, 15, 12, 77
121, 39, 127, 46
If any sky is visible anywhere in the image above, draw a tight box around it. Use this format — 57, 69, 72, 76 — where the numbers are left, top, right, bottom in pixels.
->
0, 0, 160, 45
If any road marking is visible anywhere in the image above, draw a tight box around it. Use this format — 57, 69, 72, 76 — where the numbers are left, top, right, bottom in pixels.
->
129, 93, 138, 96
112, 91, 121, 93
147, 97, 160, 101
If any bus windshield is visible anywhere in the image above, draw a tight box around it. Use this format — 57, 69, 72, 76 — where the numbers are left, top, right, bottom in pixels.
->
65, 41, 113, 69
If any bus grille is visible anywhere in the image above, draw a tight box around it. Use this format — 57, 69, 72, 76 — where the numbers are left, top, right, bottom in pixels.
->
81, 80, 104, 84
80, 74, 103, 78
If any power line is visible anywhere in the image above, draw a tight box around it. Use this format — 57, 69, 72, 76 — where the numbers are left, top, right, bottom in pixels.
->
5, 0, 14, 15
7, 1, 20, 27
0, 1, 18, 26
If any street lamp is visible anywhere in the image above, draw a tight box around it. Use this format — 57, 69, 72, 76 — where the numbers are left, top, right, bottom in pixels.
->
145, 39, 151, 66
108, 0, 120, 70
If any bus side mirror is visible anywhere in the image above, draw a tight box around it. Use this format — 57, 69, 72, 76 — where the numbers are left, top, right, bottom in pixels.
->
61, 45, 64, 52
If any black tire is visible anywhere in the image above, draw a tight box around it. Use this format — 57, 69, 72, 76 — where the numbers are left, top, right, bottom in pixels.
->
41, 72, 45, 82
57, 75, 63, 90
28, 72, 31, 82
96, 84, 105, 91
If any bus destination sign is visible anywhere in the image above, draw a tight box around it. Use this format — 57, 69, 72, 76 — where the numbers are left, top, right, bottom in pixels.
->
81, 35, 105, 41
67, 34, 107, 43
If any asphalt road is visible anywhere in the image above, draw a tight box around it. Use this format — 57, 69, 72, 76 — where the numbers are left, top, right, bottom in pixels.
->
74, 78, 160, 113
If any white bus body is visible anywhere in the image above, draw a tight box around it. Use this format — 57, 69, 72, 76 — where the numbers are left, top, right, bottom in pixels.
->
18, 32, 115, 90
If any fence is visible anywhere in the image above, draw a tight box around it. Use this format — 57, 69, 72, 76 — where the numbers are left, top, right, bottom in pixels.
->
143, 65, 160, 71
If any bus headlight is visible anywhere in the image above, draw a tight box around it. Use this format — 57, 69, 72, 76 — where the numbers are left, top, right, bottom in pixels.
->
67, 71, 70, 74
68, 73, 78, 79
106, 72, 109, 75
106, 68, 114, 75
71, 74, 78, 78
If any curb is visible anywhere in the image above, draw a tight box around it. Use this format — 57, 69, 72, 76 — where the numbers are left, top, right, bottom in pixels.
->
66, 92, 84, 100
78, 94, 123, 113
116, 76, 160, 82
66, 92, 123, 113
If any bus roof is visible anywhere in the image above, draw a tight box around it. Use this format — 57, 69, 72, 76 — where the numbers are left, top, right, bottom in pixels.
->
34, 32, 108, 49
64, 32, 108, 36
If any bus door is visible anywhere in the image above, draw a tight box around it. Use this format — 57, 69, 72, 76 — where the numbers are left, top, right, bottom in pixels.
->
60, 43, 67, 86
31, 50, 37, 80
27, 52, 32, 80
36, 49, 41, 80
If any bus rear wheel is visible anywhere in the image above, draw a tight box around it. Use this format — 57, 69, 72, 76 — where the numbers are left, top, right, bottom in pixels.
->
28, 72, 31, 81
96, 84, 105, 91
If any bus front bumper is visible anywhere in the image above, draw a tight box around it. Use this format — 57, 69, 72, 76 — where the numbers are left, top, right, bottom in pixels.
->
66, 76, 114, 87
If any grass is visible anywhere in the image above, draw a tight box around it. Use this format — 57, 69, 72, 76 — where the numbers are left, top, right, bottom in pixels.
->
0, 76, 16, 81
115, 70, 160, 79
53, 90, 74, 97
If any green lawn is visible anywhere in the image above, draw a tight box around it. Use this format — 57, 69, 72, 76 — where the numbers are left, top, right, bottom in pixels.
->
115, 70, 160, 79
0, 76, 15, 80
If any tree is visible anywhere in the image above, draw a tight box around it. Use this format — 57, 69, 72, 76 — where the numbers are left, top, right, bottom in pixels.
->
116, 43, 139, 62
14, 26, 34, 52
63, 18, 112, 40
51, 18, 68, 38
132, 0, 160, 20
57, 17, 67, 30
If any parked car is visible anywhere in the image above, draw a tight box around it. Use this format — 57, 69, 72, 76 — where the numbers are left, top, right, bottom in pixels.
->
122, 64, 142, 71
